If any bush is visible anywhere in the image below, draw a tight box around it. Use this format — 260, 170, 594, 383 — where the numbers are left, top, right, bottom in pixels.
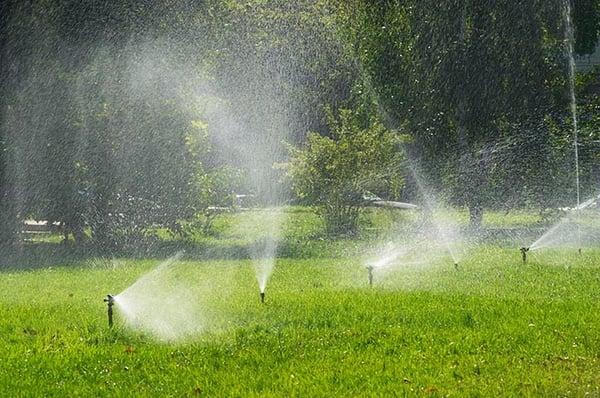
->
287, 109, 406, 235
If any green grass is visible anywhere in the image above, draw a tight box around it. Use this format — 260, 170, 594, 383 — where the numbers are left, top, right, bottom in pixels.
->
3, 207, 600, 395
2, 245, 600, 396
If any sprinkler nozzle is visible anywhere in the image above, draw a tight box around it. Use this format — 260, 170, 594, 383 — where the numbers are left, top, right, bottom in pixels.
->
520, 247, 529, 264
367, 266, 374, 287
103, 294, 115, 328
578, 248, 582, 255
454, 262, 459, 270
260, 291, 265, 304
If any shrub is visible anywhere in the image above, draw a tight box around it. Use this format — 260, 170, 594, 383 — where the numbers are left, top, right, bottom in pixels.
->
287, 109, 406, 235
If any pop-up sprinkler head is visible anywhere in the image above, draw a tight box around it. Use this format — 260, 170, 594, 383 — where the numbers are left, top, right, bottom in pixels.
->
367, 266, 374, 287
103, 294, 115, 328
520, 247, 529, 264
260, 291, 265, 304
454, 262, 459, 270
578, 248, 582, 255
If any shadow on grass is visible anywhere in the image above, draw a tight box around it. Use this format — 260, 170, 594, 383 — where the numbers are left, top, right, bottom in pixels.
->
0, 240, 249, 271
0, 237, 363, 271
3, 224, 593, 272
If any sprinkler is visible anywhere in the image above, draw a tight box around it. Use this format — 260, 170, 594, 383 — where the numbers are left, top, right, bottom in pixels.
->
367, 266, 374, 287
520, 247, 529, 264
454, 262, 459, 270
103, 294, 115, 328
260, 291, 265, 304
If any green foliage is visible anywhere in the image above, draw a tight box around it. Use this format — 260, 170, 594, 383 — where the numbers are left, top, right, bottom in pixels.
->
287, 109, 405, 235
334, 0, 599, 225
205, 0, 356, 140
577, 67, 600, 197
174, 166, 244, 238
574, 0, 600, 55
0, 3, 243, 247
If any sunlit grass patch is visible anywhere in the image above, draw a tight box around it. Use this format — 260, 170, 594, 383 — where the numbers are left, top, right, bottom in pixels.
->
1, 245, 600, 396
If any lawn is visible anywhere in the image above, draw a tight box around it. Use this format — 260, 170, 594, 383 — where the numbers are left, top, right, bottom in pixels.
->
1, 208, 600, 396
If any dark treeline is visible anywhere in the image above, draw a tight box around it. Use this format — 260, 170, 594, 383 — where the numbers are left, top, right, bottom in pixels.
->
0, 0, 599, 247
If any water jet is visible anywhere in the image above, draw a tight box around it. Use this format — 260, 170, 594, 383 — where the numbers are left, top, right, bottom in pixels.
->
564, 0, 582, 253
104, 294, 115, 328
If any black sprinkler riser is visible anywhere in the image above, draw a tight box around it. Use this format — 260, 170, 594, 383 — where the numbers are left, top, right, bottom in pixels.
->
520, 247, 529, 264
104, 294, 115, 328
367, 266, 374, 287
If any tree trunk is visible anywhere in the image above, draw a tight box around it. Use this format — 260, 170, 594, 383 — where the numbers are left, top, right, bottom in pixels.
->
456, 0, 484, 231
469, 202, 483, 230
0, 1, 30, 248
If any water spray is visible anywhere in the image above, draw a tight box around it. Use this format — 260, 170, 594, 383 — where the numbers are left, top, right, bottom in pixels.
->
103, 294, 115, 328
564, 0, 582, 254
260, 291, 265, 304
520, 247, 529, 264
367, 266, 374, 287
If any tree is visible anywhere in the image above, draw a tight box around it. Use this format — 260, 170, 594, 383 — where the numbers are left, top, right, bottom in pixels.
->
576, 68, 600, 197
0, 0, 37, 246
200, 0, 360, 207
287, 109, 405, 235
0, 1, 229, 248
338, 0, 574, 227
573, 0, 600, 55
0, 1, 16, 246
